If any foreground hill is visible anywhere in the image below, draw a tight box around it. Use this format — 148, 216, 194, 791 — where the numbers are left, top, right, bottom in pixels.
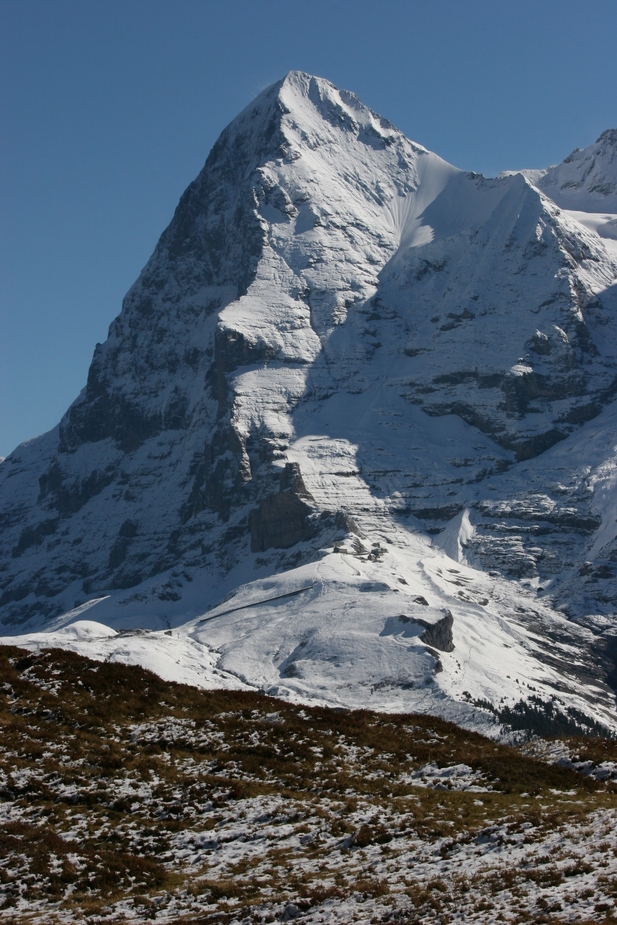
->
3, 646, 617, 924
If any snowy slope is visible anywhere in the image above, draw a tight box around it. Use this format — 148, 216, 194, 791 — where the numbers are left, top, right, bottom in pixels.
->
2, 73, 617, 735
5, 535, 615, 736
514, 130, 617, 260
535, 130, 617, 213
562, 209, 617, 261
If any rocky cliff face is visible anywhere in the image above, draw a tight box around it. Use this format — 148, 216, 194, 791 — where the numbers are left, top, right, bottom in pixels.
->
2, 74, 617, 734
0, 71, 462, 626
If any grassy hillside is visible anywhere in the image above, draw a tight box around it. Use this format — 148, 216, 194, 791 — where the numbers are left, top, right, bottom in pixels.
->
1, 645, 617, 924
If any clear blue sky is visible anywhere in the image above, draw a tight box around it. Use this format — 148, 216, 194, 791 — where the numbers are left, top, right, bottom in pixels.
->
1, 0, 616, 458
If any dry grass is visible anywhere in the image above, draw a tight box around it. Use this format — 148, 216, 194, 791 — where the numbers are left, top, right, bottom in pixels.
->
1, 645, 617, 923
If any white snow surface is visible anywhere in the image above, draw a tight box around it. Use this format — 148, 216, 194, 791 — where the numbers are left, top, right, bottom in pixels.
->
1, 619, 244, 690
5, 530, 614, 736
563, 209, 617, 259
510, 129, 617, 258
535, 129, 617, 213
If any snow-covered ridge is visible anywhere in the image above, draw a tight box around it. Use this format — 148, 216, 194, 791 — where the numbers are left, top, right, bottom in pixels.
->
535, 129, 617, 213
2, 72, 617, 735
503, 129, 617, 256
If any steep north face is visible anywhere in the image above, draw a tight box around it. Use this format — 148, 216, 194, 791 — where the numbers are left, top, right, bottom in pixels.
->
2, 73, 617, 735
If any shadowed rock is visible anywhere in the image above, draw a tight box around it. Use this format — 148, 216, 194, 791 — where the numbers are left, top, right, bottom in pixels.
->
249, 463, 316, 552
416, 610, 454, 652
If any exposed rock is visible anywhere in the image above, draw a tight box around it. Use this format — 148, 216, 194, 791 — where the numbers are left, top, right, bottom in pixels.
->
249, 463, 316, 553
333, 511, 361, 536
11, 519, 58, 558
417, 611, 455, 653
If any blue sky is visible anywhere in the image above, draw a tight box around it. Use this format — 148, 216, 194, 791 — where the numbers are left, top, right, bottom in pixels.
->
1, 0, 616, 457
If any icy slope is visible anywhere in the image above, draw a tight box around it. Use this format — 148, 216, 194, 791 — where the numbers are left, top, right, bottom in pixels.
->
2, 73, 617, 733
449, 387, 617, 627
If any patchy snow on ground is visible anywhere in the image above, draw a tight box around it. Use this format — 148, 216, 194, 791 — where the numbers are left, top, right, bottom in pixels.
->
4, 646, 617, 925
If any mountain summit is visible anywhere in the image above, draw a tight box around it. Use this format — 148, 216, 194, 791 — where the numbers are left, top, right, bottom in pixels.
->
2, 73, 617, 735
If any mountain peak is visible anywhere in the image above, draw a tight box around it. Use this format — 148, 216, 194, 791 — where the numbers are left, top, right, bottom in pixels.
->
260, 69, 405, 152
596, 128, 617, 147
230, 70, 416, 161
536, 128, 617, 211
2, 77, 617, 737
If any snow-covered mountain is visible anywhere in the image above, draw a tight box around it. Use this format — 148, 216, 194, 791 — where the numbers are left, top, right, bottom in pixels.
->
2, 72, 617, 736
535, 129, 617, 212
514, 130, 617, 261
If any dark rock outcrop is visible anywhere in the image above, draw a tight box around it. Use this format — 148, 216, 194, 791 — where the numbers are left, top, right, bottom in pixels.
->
249, 463, 316, 552
416, 610, 455, 652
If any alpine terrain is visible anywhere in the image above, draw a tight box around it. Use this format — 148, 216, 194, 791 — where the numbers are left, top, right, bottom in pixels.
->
3, 72, 617, 739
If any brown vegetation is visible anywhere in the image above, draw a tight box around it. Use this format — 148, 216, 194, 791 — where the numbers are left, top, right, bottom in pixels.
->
1, 645, 617, 923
